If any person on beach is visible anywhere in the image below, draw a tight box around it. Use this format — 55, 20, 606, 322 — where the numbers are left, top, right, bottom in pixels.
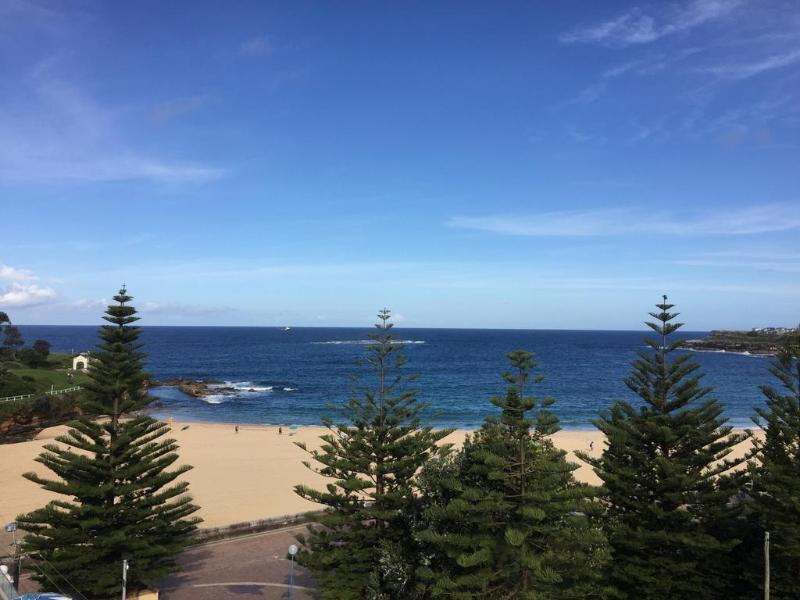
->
589, 440, 594, 451
235, 425, 239, 434
279, 426, 282, 435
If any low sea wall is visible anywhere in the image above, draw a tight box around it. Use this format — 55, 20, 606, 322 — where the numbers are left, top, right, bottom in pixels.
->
190, 510, 324, 545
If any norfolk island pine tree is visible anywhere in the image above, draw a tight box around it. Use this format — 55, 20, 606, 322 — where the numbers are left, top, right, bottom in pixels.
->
578, 296, 749, 600
17, 287, 201, 599
417, 350, 609, 599
743, 329, 800, 598
294, 309, 453, 599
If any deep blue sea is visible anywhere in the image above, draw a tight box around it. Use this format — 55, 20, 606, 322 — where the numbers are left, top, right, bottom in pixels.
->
17, 326, 774, 429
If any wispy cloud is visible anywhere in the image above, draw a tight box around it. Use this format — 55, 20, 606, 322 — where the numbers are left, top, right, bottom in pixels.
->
568, 82, 607, 105
73, 298, 108, 311
13, 233, 156, 253
0, 0, 76, 37
140, 302, 233, 317
88, 260, 428, 282
675, 251, 800, 273
0, 59, 224, 183
566, 126, 607, 144
561, 0, 742, 46
602, 47, 703, 79
447, 204, 800, 237
602, 60, 644, 79
150, 93, 216, 124
699, 48, 800, 80
239, 35, 272, 57
0, 263, 57, 308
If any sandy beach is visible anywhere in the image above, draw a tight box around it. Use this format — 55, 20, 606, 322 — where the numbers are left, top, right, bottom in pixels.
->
0, 422, 756, 531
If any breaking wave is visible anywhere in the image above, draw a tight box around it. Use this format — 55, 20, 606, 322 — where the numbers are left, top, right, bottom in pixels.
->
201, 394, 231, 404
211, 381, 275, 392
684, 348, 771, 358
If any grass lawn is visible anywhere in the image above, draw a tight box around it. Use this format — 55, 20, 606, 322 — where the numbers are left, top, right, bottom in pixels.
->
5, 352, 91, 396
8, 368, 89, 393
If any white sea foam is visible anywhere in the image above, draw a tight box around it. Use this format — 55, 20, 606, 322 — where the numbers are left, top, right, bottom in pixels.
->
684, 348, 771, 358
201, 394, 230, 404
213, 381, 275, 392
204, 381, 298, 398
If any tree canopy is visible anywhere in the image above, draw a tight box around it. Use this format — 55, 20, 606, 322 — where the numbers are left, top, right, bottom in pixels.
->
17, 287, 200, 598
580, 296, 748, 599
294, 309, 452, 599
748, 331, 800, 597
418, 350, 608, 598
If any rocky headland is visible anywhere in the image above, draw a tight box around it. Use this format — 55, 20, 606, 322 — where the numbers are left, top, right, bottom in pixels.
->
683, 328, 797, 356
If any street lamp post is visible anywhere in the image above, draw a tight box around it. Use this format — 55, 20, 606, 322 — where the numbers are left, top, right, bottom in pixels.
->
5, 523, 19, 591
288, 544, 298, 600
764, 531, 770, 600
122, 559, 129, 600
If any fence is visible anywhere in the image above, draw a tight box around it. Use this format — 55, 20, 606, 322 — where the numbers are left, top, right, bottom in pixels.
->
0, 386, 82, 404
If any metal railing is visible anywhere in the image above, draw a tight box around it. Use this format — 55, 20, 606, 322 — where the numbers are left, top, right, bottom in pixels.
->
0, 386, 82, 404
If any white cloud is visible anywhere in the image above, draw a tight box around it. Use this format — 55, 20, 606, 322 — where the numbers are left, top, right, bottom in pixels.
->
239, 35, 272, 57
561, 0, 741, 46
0, 282, 57, 308
0, 264, 36, 281
700, 48, 800, 80
0, 262, 58, 308
447, 204, 800, 237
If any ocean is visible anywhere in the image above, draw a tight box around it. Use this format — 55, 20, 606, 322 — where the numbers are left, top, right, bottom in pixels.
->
17, 325, 774, 429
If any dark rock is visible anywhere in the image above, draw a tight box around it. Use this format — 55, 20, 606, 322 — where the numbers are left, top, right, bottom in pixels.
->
149, 378, 236, 399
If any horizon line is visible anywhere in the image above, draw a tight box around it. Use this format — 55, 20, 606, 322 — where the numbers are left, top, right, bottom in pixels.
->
12, 323, 718, 333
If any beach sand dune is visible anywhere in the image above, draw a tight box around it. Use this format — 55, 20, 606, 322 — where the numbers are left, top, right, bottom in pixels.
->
0, 422, 755, 531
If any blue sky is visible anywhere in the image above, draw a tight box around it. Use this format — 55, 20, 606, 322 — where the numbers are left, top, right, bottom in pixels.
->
1, 0, 799, 329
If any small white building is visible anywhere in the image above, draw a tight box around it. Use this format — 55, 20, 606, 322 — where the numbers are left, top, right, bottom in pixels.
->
72, 353, 92, 371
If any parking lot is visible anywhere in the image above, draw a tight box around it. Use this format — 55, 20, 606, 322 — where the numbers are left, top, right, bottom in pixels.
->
157, 525, 316, 600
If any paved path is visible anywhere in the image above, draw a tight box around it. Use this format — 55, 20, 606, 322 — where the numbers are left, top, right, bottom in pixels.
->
157, 525, 317, 599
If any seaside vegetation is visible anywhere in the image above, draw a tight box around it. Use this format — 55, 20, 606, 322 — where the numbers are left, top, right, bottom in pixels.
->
2, 322, 24, 360
0, 311, 90, 442
297, 298, 799, 599
16, 287, 201, 598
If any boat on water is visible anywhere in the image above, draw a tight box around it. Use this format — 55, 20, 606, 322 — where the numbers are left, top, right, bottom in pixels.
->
280, 326, 291, 331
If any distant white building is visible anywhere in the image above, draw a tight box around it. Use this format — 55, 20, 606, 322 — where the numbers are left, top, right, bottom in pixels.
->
752, 327, 798, 335
72, 352, 93, 371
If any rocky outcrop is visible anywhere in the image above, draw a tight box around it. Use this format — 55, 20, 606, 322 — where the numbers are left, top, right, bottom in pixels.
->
149, 378, 237, 398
